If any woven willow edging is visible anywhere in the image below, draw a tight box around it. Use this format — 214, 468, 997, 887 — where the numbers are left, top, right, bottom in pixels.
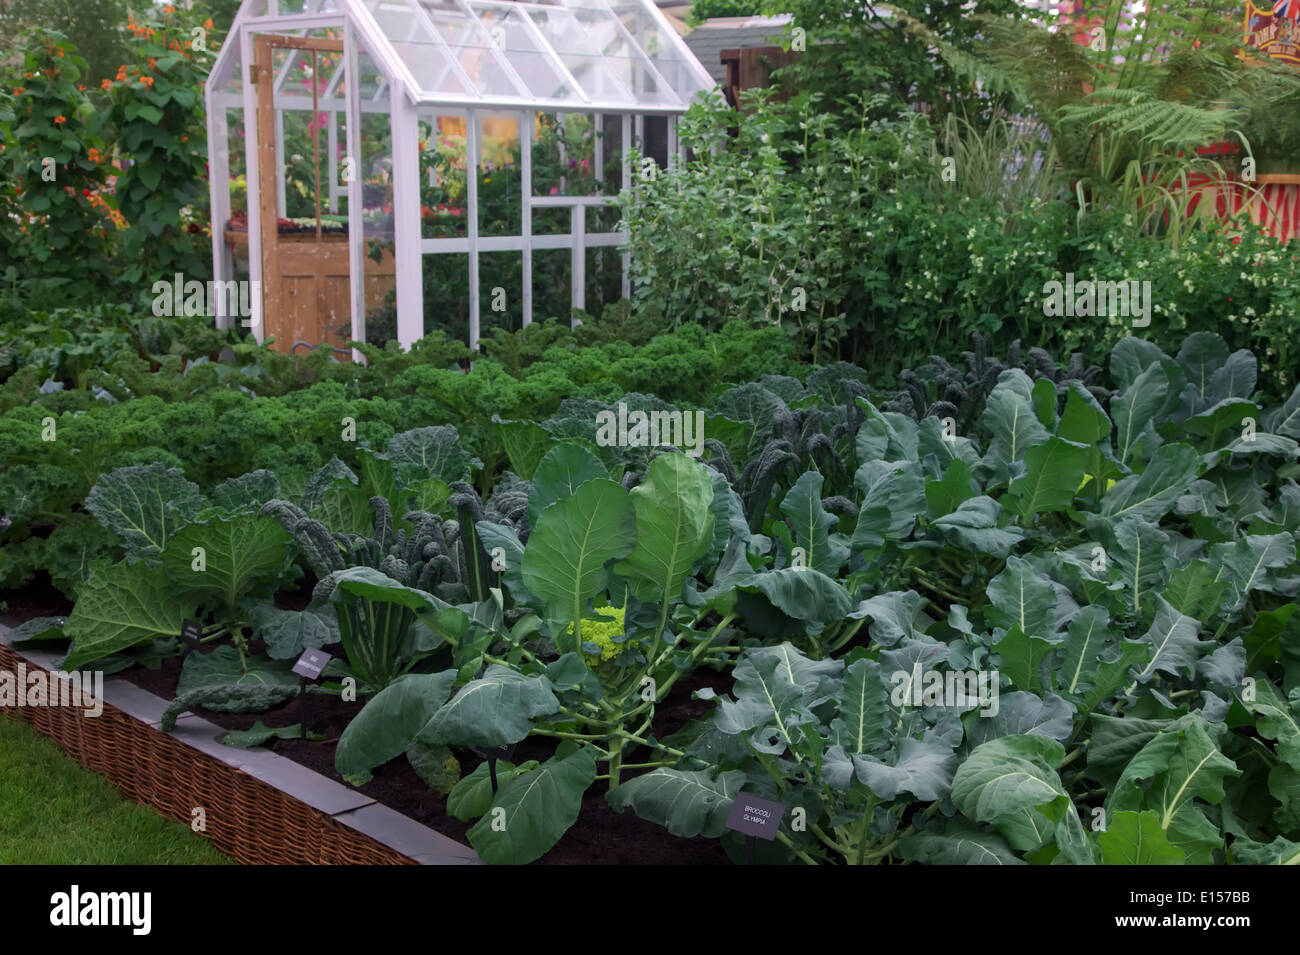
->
0, 631, 479, 866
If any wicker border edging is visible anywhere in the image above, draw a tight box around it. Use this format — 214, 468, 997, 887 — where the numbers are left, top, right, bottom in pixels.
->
0, 624, 480, 866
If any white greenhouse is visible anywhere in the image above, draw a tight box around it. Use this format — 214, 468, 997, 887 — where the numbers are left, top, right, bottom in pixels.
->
205, 0, 715, 357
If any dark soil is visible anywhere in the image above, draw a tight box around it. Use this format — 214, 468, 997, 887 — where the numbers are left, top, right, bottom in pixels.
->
2, 585, 733, 865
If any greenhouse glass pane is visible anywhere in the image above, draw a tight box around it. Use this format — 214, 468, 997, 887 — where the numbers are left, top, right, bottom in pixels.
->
517, 3, 633, 105
406, 0, 522, 98
603, 0, 702, 106
554, 0, 677, 106
467, 2, 577, 102
362, 0, 475, 95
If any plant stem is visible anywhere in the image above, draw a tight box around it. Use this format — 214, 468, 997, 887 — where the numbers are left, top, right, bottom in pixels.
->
774, 830, 819, 866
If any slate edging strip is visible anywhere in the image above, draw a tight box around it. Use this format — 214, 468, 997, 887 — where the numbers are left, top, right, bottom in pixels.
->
0, 622, 481, 866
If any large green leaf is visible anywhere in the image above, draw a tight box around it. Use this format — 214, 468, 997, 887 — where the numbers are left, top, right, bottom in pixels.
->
1111, 363, 1169, 468
447, 760, 539, 821
851, 459, 925, 547
1100, 443, 1201, 524
210, 470, 280, 514
986, 555, 1059, 642
1210, 534, 1297, 610
779, 470, 847, 574
161, 514, 290, 614
467, 743, 598, 865
614, 453, 715, 603
1005, 436, 1090, 521
1162, 560, 1231, 621
848, 590, 926, 647
925, 457, 978, 517
830, 657, 894, 754
994, 625, 1052, 693
1177, 332, 1230, 402
731, 568, 853, 627
494, 416, 551, 480
1096, 810, 1187, 864
1263, 383, 1300, 439
384, 425, 477, 485
335, 671, 458, 779
522, 478, 636, 640
63, 561, 193, 670
419, 665, 559, 748
1231, 835, 1300, 864
897, 818, 1025, 865
853, 736, 958, 802
250, 603, 340, 661
527, 443, 608, 527
1057, 605, 1112, 697
1242, 680, 1300, 772
607, 768, 747, 838
1108, 716, 1240, 864
1134, 596, 1208, 683
1106, 516, 1172, 616
713, 650, 815, 755
981, 369, 1051, 485
85, 463, 204, 561
1058, 381, 1112, 445
951, 735, 1069, 851
932, 496, 1024, 558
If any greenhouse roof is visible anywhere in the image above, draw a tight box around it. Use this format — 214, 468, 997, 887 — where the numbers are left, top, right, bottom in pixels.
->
223, 0, 715, 113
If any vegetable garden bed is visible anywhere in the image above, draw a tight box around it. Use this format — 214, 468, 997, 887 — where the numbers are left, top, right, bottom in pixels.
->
5, 318, 1300, 866
0, 628, 480, 865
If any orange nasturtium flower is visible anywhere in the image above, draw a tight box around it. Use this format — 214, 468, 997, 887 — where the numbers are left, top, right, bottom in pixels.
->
87, 147, 101, 162
101, 79, 112, 90
205, 18, 214, 28
53, 115, 66, 125
140, 76, 154, 87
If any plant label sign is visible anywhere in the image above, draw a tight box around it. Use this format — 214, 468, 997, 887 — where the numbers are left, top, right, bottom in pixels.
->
180, 619, 202, 651
291, 648, 332, 680
725, 793, 785, 841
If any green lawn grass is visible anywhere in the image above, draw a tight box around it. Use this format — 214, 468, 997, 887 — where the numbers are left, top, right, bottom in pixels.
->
0, 715, 236, 865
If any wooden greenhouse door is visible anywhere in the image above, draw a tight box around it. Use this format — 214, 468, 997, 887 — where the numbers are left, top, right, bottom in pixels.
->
254, 34, 353, 357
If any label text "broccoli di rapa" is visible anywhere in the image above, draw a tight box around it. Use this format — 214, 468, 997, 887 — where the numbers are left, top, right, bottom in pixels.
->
595, 403, 705, 457
0, 662, 103, 717
889, 663, 1000, 717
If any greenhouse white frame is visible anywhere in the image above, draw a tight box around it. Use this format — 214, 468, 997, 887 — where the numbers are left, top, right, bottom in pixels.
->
206, 0, 715, 356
